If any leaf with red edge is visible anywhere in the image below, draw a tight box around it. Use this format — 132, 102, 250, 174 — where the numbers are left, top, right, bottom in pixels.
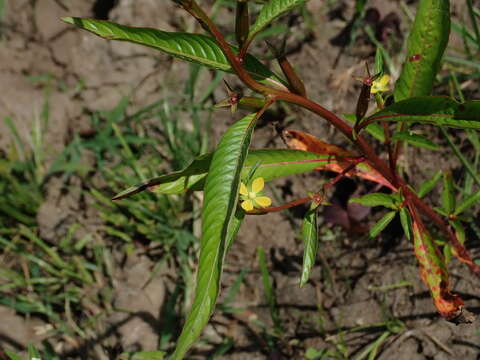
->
283, 130, 396, 191
446, 225, 480, 276
412, 217, 473, 323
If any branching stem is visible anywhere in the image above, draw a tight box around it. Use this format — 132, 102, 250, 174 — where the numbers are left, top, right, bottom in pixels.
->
181, 0, 473, 255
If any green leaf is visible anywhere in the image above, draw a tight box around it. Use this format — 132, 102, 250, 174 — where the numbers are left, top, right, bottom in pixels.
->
349, 193, 398, 210
120, 351, 165, 360
225, 210, 245, 252
374, 47, 385, 77
5, 352, 22, 360
305, 348, 330, 360
172, 113, 257, 359
369, 211, 397, 238
394, 0, 450, 101
355, 331, 391, 360
113, 149, 333, 199
248, 0, 307, 42
418, 170, 442, 198
434, 207, 449, 217
412, 219, 464, 320
399, 207, 413, 241
441, 171, 455, 214
368, 97, 480, 130
62, 17, 287, 90
28, 344, 41, 359
454, 190, 480, 215
344, 113, 385, 142
112, 153, 212, 199
300, 203, 319, 286
450, 220, 466, 245
391, 131, 439, 150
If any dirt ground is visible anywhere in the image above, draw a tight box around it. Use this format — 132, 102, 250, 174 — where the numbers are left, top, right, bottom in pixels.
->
1, 0, 480, 359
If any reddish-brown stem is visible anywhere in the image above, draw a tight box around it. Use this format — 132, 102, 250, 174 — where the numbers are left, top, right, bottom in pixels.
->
324, 157, 365, 190
187, 2, 396, 186
183, 1, 472, 255
239, 37, 254, 60
276, 93, 398, 187
251, 157, 365, 215
250, 196, 313, 214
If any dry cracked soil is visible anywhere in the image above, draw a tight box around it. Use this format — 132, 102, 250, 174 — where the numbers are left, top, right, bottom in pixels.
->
0, 0, 480, 359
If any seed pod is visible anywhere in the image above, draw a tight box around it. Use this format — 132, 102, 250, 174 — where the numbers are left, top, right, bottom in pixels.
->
235, 0, 249, 49
355, 76, 372, 124
266, 41, 306, 97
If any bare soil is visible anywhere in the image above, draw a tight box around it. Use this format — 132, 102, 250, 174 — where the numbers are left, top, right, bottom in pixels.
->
1, 1, 479, 359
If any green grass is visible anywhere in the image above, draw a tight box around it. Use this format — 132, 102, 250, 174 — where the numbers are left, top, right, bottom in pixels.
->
0, 64, 218, 358
3, 2, 480, 358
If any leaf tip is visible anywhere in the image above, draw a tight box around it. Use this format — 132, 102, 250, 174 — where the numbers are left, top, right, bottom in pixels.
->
111, 194, 122, 201
61, 16, 74, 25
445, 306, 476, 325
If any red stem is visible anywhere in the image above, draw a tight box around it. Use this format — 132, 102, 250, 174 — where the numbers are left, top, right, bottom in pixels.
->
250, 196, 313, 214
184, 1, 468, 252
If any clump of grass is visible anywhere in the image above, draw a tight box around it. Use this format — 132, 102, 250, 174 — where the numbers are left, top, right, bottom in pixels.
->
0, 64, 219, 358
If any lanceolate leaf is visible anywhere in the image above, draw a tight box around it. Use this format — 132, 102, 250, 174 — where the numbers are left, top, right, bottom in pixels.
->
225, 210, 245, 252
391, 131, 439, 150
369, 211, 396, 238
172, 113, 257, 359
368, 97, 480, 130
300, 204, 319, 286
454, 190, 480, 215
62, 17, 287, 90
349, 193, 398, 210
394, 0, 450, 101
399, 207, 412, 241
124, 351, 165, 360
5, 352, 22, 360
248, 0, 307, 42
283, 129, 351, 157
418, 170, 442, 198
112, 149, 337, 199
411, 218, 466, 321
344, 113, 385, 142
284, 130, 396, 190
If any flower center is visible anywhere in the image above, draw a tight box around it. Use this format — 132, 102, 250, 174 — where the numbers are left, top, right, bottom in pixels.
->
248, 191, 256, 199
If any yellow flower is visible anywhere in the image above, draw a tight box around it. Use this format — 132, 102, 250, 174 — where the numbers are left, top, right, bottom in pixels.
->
371, 74, 390, 94
239, 177, 272, 211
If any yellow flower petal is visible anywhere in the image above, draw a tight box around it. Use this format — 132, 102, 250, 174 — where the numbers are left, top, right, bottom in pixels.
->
241, 200, 254, 211
254, 196, 272, 208
239, 182, 248, 196
379, 74, 390, 86
371, 74, 390, 94
251, 177, 264, 193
